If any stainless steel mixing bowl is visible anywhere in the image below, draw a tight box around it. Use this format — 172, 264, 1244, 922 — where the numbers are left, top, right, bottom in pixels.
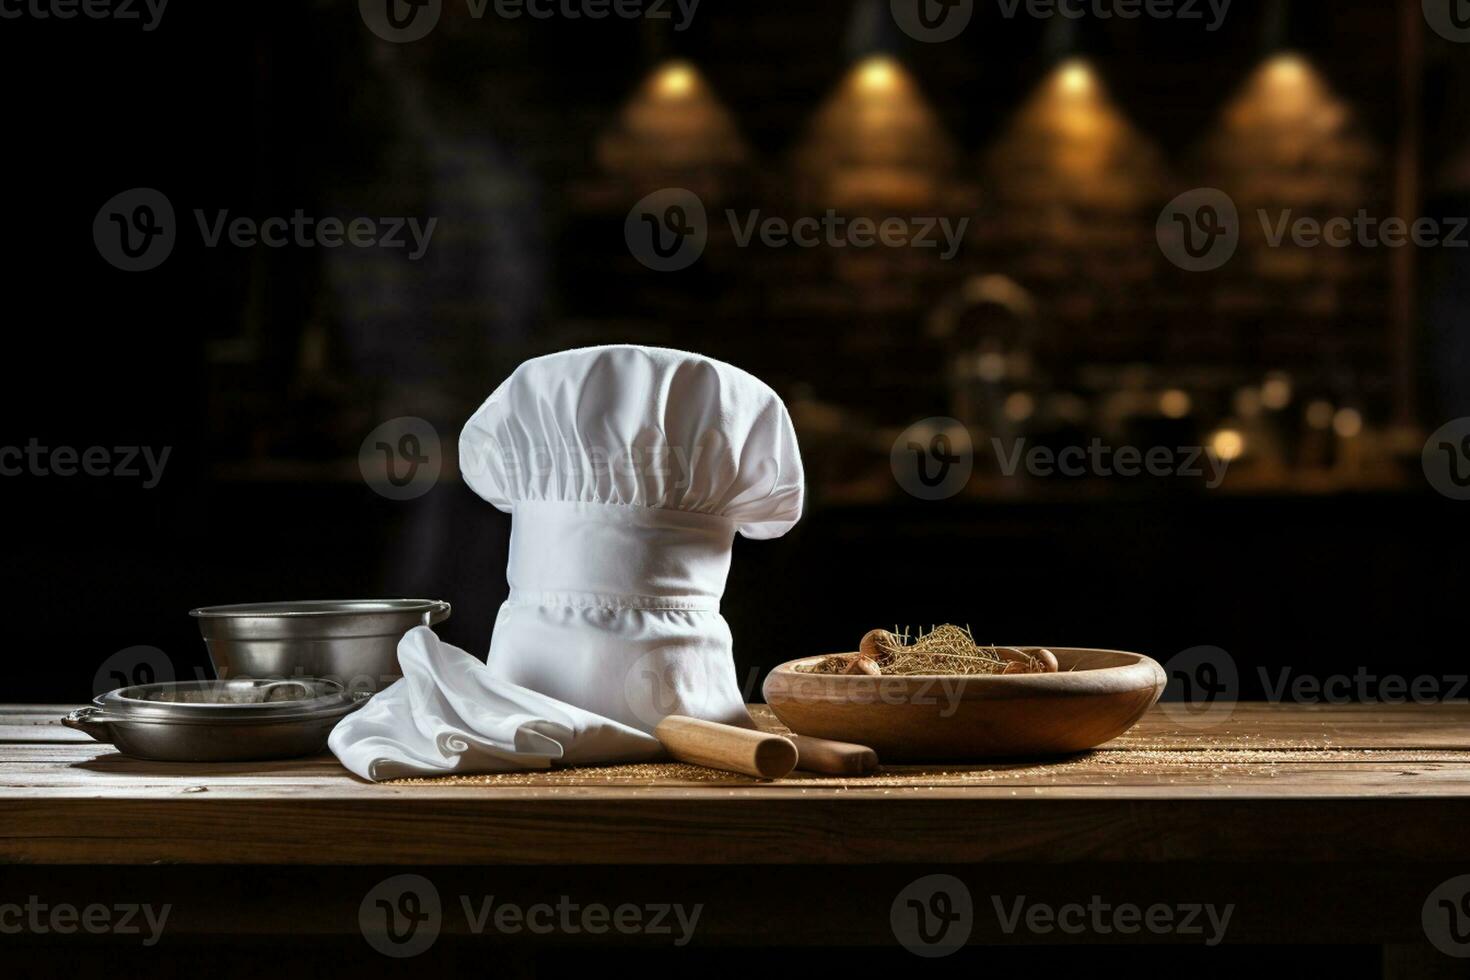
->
190, 599, 451, 692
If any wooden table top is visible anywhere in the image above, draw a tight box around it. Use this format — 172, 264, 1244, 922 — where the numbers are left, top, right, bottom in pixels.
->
5, 702, 1470, 866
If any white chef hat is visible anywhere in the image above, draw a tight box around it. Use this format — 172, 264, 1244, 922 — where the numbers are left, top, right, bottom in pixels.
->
460, 344, 804, 537
330, 345, 804, 780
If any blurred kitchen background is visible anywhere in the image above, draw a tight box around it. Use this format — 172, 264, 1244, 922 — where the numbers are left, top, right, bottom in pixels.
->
2, 0, 1466, 701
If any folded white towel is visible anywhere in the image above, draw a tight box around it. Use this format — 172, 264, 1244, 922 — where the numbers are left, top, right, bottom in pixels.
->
328, 626, 662, 780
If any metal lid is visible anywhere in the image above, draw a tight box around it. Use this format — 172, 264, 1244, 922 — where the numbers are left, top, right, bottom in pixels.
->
188, 599, 451, 641
189, 599, 445, 618
95, 678, 364, 725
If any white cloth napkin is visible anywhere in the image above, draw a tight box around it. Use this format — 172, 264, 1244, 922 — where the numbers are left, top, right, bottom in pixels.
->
329, 626, 662, 781
330, 345, 804, 781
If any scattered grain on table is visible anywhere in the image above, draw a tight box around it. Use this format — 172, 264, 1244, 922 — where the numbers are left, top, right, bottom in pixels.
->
384, 748, 1468, 787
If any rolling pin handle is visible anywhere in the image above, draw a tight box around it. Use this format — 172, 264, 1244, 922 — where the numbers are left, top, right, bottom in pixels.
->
654, 715, 798, 780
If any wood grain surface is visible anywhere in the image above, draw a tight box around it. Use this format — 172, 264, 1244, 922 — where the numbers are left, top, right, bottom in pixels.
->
3, 702, 1470, 866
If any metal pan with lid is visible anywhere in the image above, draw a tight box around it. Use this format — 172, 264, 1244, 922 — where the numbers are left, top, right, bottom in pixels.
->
62, 678, 369, 762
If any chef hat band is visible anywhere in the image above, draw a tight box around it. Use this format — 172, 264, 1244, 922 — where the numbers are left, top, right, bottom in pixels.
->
507, 500, 733, 612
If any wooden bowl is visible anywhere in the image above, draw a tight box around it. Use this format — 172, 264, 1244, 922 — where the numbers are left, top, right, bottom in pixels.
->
762, 648, 1166, 761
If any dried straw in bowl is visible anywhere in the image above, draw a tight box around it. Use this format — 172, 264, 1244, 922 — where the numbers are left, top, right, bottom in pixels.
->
804, 624, 1058, 676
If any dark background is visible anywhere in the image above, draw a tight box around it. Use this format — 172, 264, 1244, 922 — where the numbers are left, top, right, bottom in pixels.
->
1, 0, 1467, 704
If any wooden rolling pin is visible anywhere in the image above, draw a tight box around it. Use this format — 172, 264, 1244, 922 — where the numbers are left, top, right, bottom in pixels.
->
788, 733, 880, 775
654, 716, 879, 778
655, 715, 798, 779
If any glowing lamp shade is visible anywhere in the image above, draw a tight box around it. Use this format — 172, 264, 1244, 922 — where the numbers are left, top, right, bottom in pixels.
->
794, 56, 956, 209
654, 61, 698, 100
597, 60, 747, 178
1055, 58, 1096, 98
857, 56, 900, 95
986, 57, 1166, 216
